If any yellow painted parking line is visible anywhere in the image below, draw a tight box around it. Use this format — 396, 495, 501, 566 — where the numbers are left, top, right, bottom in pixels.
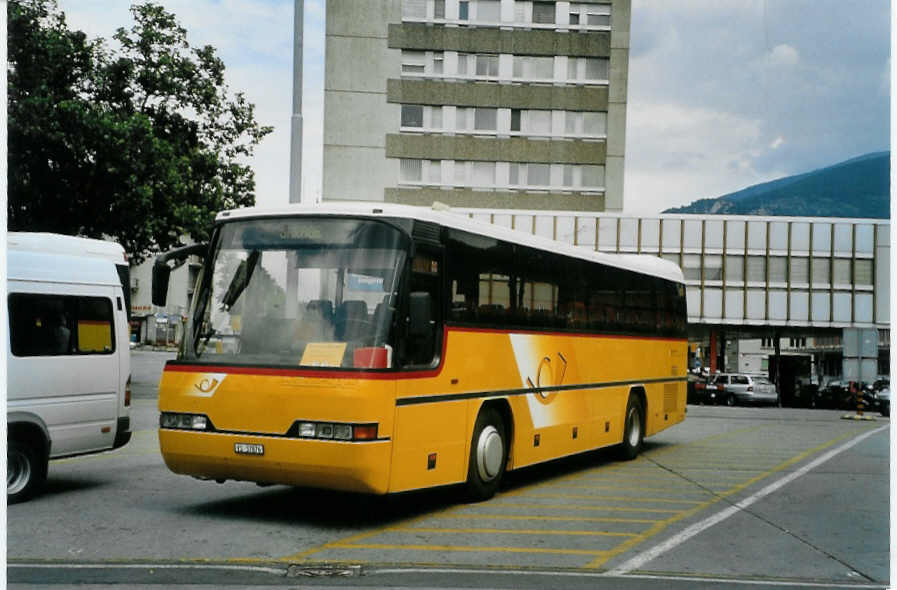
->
435, 514, 663, 525
552, 483, 715, 495
523, 493, 703, 505
311, 542, 609, 557
582, 429, 858, 568
494, 501, 684, 514
392, 526, 637, 537
273, 424, 782, 565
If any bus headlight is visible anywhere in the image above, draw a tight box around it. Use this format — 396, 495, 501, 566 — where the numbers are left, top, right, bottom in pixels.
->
289, 421, 378, 441
160, 412, 213, 431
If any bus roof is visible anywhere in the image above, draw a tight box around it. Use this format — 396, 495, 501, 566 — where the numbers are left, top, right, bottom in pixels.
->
216, 203, 685, 284
7, 232, 127, 264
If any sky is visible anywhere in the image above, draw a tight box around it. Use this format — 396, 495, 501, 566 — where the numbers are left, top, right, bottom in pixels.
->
57, 0, 891, 215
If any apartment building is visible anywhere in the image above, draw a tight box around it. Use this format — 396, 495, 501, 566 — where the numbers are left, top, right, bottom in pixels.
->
323, 0, 631, 211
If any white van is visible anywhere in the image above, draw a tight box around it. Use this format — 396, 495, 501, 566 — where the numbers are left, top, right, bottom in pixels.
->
7, 233, 132, 503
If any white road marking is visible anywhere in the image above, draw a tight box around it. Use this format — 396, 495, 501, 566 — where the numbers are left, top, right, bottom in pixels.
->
605, 424, 889, 576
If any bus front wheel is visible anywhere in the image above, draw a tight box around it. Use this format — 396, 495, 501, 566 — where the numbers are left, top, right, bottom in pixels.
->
618, 395, 644, 461
465, 407, 507, 502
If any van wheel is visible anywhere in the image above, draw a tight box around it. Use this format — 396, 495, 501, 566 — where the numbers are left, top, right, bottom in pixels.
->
465, 407, 507, 502
618, 395, 644, 460
725, 394, 736, 407
8, 440, 46, 504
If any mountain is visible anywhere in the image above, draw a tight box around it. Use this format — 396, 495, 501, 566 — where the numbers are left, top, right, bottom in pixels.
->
663, 152, 890, 218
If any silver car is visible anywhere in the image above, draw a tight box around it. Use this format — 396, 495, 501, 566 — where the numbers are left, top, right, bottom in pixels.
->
713, 373, 779, 406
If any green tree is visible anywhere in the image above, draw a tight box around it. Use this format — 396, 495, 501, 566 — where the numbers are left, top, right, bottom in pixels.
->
7, 0, 273, 262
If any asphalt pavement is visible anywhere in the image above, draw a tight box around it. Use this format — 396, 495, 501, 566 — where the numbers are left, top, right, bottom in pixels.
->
7, 350, 891, 589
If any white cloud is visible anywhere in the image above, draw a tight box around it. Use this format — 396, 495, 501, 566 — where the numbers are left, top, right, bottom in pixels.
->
767, 44, 800, 68
769, 136, 785, 150
624, 102, 789, 214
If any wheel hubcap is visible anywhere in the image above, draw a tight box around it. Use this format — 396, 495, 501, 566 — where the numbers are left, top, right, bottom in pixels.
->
476, 425, 503, 481
7, 450, 31, 495
627, 407, 641, 447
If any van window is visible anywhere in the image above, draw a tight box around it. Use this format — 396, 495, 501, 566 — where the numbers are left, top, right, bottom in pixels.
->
8, 294, 115, 357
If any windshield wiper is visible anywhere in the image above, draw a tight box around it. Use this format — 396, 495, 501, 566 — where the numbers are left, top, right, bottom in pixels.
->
221, 250, 261, 310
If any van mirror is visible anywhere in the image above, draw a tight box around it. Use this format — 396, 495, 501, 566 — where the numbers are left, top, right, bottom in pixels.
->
152, 262, 171, 306
152, 243, 208, 307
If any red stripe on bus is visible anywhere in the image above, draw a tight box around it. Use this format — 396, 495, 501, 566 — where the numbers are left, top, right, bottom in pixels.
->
163, 327, 685, 379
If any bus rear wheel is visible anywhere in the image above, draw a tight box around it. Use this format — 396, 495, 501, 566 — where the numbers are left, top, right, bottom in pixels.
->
465, 407, 507, 502
618, 395, 644, 461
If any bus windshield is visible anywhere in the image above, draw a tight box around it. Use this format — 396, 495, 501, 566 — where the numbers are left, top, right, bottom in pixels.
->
184, 217, 409, 368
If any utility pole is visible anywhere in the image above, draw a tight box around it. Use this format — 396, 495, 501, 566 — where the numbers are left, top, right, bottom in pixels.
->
288, 0, 304, 204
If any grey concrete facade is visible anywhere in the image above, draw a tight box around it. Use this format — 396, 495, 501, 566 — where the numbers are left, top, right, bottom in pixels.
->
323, 0, 631, 211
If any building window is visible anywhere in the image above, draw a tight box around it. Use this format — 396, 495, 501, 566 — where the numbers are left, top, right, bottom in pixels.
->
399, 159, 422, 182
477, 0, 501, 22
459, 0, 469, 20
475, 54, 499, 77
427, 160, 442, 183
704, 255, 723, 281
725, 255, 744, 282
769, 256, 787, 283
584, 58, 609, 81
513, 56, 554, 80
474, 107, 498, 131
434, 0, 445, 19
528, 163, 550, 186
401, 104, 424, 128
564, 111, 607, 137
790, 257, 809, 284
403, 0, 426, 19
471, 161, 496, 187
401, 50, 426, 74
522, 109, 551, 135
581, 165, 604, 189
812, 257, 830, 284
532, 1, 555, 24
747, 256, 766, 282
682, 255, 701, 281
510, 109, 521, 132
832, 259, 851, 284
854, 259, 873, 286
432, 52, 444, 74
570, 3, 611, 27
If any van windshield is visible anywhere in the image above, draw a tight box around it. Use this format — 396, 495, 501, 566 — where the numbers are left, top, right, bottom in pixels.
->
183, 217, 409, 368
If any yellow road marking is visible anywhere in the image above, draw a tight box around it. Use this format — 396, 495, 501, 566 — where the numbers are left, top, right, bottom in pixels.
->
522, 493, 703, 505
391, 526, 636, 537
492, 502, 684, 514
582, 429, 858, 568
435, 514, 662, 524
295, 542, 609, 557
551, 483, 714, 495
274, 423, 788, 564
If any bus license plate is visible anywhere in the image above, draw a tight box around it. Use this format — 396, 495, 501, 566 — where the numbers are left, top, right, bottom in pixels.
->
234, 443, 264, 456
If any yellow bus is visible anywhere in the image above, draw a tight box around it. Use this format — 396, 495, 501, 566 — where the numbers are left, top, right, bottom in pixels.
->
154, 204, 687, 500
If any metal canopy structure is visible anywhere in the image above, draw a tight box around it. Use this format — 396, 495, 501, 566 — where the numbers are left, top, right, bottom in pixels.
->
452, 209, 889, 331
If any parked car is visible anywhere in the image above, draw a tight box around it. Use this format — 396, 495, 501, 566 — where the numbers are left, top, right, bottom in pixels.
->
714, 373, 779, 406
878, 387, 890, 417
689, 372, 724, 405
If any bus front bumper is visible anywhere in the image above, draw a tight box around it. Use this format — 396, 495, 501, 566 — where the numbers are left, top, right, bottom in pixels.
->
159, 429, 392, 494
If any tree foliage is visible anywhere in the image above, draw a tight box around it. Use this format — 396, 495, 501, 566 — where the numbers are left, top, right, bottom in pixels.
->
8, 0, 273, 262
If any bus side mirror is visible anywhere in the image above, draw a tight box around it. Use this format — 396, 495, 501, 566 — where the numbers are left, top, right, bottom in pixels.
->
408, 292, 432, 337
152, 262, 171, 307
151, 243, 208, 307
